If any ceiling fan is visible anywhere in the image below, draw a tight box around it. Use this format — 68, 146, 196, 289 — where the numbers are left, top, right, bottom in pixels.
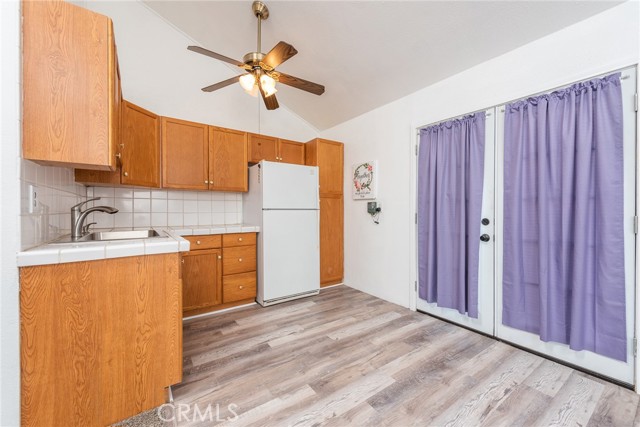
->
187, 1, 325, 111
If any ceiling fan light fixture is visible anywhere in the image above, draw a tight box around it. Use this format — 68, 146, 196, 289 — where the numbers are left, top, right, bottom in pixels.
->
239, 73, 256, 91
188, 1, 324, 111
260, 74, 277, 97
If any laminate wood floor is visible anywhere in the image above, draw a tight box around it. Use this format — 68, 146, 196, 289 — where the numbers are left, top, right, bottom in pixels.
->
171, 285, 640, 426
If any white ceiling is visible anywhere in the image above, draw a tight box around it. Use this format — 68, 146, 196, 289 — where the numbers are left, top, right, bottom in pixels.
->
144, 0, 623, 131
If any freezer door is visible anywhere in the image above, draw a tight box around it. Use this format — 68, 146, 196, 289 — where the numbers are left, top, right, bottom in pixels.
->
261, 209, 320, 301
261, 161, 319, 209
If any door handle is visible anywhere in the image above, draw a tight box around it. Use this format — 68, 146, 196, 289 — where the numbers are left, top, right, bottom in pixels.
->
480, 234, 491, 242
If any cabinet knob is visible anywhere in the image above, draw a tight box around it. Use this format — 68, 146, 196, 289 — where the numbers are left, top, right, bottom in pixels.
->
239, 285, 244, 290
115, 153, 121, 159
238, 237, 243, 242
218, 255, 222, 260
196, 240, 201, 245
238, 258, 243, 262
181, 259, 184, 264
123, 171, 129, 177
205, 180, 209, 184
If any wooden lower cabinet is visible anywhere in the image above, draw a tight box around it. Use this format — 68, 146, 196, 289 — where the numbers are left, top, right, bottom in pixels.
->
223, 272, 257, 303
320, 195, 344, 286
20, 254, 182, 427
182, 233, 257, 317
182, 248, 222, 311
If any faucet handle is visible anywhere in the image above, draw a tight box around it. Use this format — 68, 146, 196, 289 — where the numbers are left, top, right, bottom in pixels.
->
72, 197, 101, 211
82, 222, 97, 234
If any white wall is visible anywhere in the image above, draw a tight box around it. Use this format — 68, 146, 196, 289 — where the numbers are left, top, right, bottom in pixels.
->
320, 1, 640, 308
0, 0, 22, 423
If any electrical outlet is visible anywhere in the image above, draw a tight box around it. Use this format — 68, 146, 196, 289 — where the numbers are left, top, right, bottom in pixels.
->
367, 201, 381, 214
28, 184, 38, 214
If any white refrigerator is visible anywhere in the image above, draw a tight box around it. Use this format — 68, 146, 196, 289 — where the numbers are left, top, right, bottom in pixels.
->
243, 161, 320, 306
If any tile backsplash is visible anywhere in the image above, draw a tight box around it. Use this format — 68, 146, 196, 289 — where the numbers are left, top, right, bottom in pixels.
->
20, 162, 244, 250
20, 160, 87, 250
86, 187, 243, 230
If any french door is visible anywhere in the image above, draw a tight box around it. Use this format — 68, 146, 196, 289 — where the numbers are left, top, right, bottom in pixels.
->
416, 66, 637, 385
494, 67, 637, 385
416, 110, 495, 336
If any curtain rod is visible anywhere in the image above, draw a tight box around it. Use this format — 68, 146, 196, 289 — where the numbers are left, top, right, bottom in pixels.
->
416, 65, 636, 132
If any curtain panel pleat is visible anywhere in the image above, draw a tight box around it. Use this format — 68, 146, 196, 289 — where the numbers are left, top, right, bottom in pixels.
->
418, 112, 486, 318
502, 73, 626, 361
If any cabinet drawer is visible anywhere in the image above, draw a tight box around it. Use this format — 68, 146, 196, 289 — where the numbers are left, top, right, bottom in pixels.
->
185, 235, 222, 251
222, 272, 256, 303
223, 246, 256, 275
222, 233, 256, 247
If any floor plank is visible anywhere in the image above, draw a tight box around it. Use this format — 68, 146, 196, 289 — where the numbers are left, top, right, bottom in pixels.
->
170, 285, 638, 426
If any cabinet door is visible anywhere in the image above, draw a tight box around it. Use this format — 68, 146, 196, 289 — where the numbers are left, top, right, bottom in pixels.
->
319, 195, 344, 285
22, 0, 116, 170
223, 246, 257, 275
209, 127, 248, 192
222, 272, 257, 303
306, 139, 344, 196
278, 139, 305, 165
182, 249, 222, 311
248, 134, 278, 163
20, 254, 182, 427
120, 102, 161, 187
317, 140, 344, 196
162, 117, 209, 190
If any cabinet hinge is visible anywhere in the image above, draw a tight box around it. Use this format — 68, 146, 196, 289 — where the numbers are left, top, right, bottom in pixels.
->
415, 144, 418, 156
635, 93, 638, 112
634, 216, 638, 234
634, 337, 637, 357
415, 213, 418, 224
414, 281, 418, 292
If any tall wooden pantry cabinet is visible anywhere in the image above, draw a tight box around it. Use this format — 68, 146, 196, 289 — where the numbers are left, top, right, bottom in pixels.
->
306, 138, 344, 286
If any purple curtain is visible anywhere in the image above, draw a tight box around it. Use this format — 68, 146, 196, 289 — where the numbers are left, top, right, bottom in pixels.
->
503, 73, 626, 361
418, 112, 485, 318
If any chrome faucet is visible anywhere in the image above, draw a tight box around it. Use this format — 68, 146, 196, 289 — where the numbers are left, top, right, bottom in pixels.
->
71, 197, 119, 240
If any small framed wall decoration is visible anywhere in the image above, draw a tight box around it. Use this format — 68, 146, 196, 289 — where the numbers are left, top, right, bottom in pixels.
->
352, 160, 378, 200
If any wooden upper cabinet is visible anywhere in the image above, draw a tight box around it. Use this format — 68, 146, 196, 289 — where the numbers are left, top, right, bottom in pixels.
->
306, 138, 344, 196
162, 117, 209, 190
278, 139, 305, 165
22, 0, 119, 171
249, 134, 305, 165
209, 127, 248, 192
248, 134, 278, 163
75, 101, 161, 187
120, 102, 161, 187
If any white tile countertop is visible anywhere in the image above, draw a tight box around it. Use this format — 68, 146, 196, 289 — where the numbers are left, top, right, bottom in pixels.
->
17, 224, 260, 267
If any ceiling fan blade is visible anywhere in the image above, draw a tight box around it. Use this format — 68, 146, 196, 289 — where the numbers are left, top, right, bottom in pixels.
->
259, 85, 279, 110
187, 46, 245, 67
201, 75, 242, 92
262, 41, 298, 69
277, 73, 325, 96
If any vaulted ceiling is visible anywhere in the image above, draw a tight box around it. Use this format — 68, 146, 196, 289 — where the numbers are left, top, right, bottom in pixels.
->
144, 1, 623, 131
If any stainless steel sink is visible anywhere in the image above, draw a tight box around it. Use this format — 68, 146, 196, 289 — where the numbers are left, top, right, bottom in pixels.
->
80, 229, 162, 241
52, 229, 164, 243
